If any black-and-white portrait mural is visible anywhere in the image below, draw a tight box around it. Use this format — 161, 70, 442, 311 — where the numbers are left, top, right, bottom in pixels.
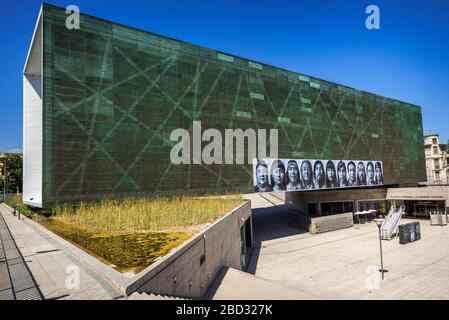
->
285, 160, 300, 191
252, 158, 384, 193
326, 160, 338, 188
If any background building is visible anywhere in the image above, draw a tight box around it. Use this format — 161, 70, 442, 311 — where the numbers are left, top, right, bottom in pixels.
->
424, 134, 449, 185
24, 4, 426, 208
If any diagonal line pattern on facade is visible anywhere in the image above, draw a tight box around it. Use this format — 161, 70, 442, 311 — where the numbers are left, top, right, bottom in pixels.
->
53, 54, 176, 118
54, 58, 177, 194
112, 58, 213, 192
215, 73, 244, 189
78, 38, 113, 193
155, 65, 230, 190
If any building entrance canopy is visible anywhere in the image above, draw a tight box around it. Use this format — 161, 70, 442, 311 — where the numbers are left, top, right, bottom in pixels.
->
387, 186, 449, 201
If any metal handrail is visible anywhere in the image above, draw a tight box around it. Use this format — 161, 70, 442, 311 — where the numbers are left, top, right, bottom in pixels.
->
381, 205, 405, 239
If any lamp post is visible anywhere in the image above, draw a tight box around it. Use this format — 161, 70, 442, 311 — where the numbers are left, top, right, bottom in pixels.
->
2, 157, 6, 202
373, 218, 388, 280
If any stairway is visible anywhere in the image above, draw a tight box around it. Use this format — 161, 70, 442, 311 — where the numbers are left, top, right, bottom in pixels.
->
381, 205, 405, 240
123, 292, 188, 300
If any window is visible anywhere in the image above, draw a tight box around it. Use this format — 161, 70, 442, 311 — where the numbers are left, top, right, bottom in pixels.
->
432, 138, 437, 144
433, 146, 439, 155
320, 201, 353, 216
435, 172, 440, 180
357, 200, 389, 214
435, 159, 440, 170
307, 203, 317, 216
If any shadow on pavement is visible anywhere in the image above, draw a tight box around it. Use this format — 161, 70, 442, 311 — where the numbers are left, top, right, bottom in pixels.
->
246, 204, 308, 274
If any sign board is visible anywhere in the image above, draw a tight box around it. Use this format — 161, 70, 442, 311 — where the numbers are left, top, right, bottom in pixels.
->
399, 222, 421, 244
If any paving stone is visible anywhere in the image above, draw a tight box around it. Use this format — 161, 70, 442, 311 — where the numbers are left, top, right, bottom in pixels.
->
0, 204, 117, 300
0, 212, 42, 300
249, 198, 449, 300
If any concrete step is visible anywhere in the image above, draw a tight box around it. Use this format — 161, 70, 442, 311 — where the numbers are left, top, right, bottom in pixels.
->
204, 267, 318, 300
124, 291, 188, 300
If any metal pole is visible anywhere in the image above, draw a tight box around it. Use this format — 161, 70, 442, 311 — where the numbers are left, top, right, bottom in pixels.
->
3, 158, 6, 201
378, 225, 384, 280
5, 159, 7, 200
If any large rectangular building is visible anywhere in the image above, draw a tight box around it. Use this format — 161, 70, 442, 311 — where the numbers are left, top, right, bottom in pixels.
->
24, 4, 426, 208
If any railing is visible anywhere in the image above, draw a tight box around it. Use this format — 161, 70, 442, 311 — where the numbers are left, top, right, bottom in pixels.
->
381, 205, 405, 240
0, 193, 21, 202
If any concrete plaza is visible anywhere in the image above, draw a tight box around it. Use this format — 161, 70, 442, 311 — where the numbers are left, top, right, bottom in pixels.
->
247, 195, 449, 300
2, 195, 449, 300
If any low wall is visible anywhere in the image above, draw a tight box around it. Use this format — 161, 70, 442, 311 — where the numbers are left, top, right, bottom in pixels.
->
284, 187, 386, 233
124, 200, 252, 298
285, 187, 388, 215
309, 212, 354, 234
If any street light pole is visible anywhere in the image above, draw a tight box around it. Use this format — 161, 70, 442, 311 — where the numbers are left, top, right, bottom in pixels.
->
373, 218, 388, 280
377, 223, 384, 280
3, 157, 6, 201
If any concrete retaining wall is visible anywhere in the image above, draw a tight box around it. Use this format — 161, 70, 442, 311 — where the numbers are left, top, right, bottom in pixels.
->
309, 212, 354, 234
124, 200, 252, 298
285, 187, 386, 233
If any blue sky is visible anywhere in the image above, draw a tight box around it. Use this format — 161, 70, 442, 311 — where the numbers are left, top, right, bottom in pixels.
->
1, 0, 448, 151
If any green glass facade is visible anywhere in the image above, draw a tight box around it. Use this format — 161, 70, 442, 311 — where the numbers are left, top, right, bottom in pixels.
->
35, 4, 425, 207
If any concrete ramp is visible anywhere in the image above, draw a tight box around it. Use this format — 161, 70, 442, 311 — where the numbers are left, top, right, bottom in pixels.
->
204, 267, 318, 300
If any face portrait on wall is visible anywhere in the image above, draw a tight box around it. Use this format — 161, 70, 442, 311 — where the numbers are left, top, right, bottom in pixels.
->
326, 161, 337, 188
300, 160, 313, 189
337, 161, 347, 187
286, 160, 300, 191
357, 162, 366, 186
347, 161, 356, 186
253, 158, 383, 194
270, 160, 286, 192
313, 160, 325, 189
254, 160, 272, 192
375, 161, 383, 184
366, 162, 375, 185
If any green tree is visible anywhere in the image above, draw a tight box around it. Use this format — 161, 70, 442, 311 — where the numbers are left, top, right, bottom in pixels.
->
380, 201, 387, 216
1, 154, 22, 194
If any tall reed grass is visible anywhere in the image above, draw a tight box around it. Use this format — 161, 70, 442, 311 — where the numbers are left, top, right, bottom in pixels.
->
52, 196, 243, 234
